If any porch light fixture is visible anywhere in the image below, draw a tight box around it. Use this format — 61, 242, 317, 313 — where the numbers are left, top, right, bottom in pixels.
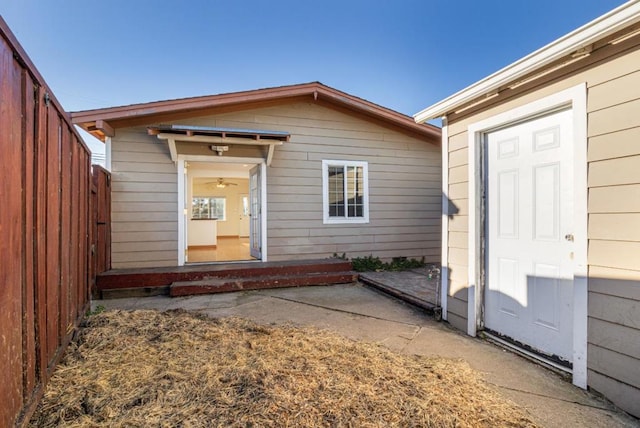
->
210, 145, 229, 156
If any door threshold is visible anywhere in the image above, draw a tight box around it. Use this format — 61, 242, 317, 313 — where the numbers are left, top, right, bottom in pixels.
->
185, 259, 261, 266
482, 331, 572, 375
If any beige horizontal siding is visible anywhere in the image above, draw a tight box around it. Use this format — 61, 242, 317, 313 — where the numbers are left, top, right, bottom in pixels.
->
110, 101, 440, 268
442, 40, 640, 415
112, 241, 177, 252
448, 232, 468, 249
216, 103, 441, 263
446, 311, 467, 332
447, 296, 468, 327
589, 292, 640, 330
111, 221, 177, 233
588, 370, 640, 418
588, 344, 640, 392
451, 199, 469, 216
589, 274, 640, 298
449, 165, 468, 184
110, 129, 178, 268
588, 127, 640, 162
449, 263, 469, 281
588, 69, 640, 112
589, 184, 640, 213
448, 248, 468, 267
589, 318, 640, 362
589, 240, 640, 272
112, 231, 178, 243
112, 192, 176, 202
111, 250, 176, 264
449, 147, 468, 167
111, 182, 177, 193
448, 183, 467, 200
448, 215, 468, 233
588, 97, 640, 137
448, 132, 467, 151
588, 155, 640, 187
589, 214, 640, 241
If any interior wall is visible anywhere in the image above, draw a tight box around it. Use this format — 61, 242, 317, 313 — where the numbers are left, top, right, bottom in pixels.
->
187, 164, 250, 236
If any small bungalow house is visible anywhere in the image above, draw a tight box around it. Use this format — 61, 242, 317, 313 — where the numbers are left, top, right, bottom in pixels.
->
414, 1, 640, 417
72, 82, 441, 269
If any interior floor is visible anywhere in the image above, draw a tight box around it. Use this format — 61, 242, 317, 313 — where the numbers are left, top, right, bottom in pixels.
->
187, 236, 253, 263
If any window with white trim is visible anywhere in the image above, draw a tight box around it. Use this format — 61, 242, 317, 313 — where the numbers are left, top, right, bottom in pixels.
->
322, 160, 369, 224
191, 197, 226, 220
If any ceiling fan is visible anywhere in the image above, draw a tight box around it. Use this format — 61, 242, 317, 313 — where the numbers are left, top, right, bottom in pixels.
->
205, 178, 238, 188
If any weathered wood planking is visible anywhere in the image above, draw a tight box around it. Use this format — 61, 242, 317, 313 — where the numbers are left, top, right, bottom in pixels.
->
21, 68, 37, 405
0, 30, 25, 427
0, 15, 106, 427
93, 166, 112, 281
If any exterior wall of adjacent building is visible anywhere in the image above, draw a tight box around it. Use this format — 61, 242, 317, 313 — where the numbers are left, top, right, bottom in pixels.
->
441, 39, 640, 416
109, 101, 441, 268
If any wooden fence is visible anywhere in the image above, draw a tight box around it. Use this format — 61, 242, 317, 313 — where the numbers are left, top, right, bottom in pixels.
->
91, 166, 112, 295
0, 16, 110, 426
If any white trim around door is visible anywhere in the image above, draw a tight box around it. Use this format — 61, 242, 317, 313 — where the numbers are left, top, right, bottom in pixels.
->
440, 118, 449, 320
176, 155, 268, 266
466, 83, 588, 388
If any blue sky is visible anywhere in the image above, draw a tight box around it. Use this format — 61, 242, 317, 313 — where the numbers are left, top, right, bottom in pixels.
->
0, 1, 626, 137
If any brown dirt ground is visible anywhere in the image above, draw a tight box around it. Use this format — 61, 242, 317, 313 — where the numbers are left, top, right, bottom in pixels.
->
30, 309, 538, 427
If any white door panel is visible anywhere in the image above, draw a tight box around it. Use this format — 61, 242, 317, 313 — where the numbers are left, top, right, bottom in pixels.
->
239, 194, 250, 237
485, 109, 574, 363
249, 165, 262, 260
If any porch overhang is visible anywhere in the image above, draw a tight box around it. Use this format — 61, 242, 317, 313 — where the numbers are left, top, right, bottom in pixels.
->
149, 125, 290, 166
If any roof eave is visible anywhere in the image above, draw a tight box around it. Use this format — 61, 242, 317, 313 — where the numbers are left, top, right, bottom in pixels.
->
72, 82, 440, 143
413, 0, 640, 123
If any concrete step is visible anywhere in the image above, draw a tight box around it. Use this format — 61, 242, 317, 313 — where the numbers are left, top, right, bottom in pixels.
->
169, 271, 358, 297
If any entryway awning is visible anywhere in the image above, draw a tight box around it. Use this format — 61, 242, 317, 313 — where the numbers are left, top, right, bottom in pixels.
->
149, 125, 290, 166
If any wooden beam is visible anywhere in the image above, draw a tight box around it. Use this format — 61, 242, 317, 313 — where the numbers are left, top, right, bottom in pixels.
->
156, 133, 284, 146
266, 144, 276, 166
95, 120, 114, 137
167, 138, 178, 162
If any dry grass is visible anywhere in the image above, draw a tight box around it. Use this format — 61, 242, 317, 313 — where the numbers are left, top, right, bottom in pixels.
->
30, 310, 537, 427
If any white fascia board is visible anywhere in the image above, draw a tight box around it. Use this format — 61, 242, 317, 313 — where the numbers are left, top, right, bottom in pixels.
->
413, 0, 640, 123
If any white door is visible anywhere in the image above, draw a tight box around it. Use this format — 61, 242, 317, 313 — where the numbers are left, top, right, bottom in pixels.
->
183, 162, 189, 263
249, 165, 262, 259
485, 108, 574, 363
239, 194, 250, 237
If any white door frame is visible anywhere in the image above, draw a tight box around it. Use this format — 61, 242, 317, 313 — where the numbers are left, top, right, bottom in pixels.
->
466, 83, 588, 388
177, 155, 268, 266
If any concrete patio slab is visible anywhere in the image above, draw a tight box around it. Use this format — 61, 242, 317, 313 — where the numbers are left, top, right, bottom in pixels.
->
92, 283, 639, 428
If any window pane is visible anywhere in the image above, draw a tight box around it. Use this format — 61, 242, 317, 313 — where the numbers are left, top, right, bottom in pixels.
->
242, 196, 249, 216
191, 197, 225, 220
328, 165, 345, 218
346, 166, 364, 218
210, 197, 226, 220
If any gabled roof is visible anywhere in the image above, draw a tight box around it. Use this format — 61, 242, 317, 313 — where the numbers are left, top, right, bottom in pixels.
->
414, 0, 640, 122
71, 82, 440, 143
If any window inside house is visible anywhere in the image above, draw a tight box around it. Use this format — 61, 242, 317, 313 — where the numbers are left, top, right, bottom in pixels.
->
242, 196, 249, 216
192, 197, 226, 220
322, 160, 369, 224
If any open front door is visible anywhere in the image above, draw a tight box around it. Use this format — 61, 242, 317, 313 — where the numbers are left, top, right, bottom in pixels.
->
249, 165, 262, 259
